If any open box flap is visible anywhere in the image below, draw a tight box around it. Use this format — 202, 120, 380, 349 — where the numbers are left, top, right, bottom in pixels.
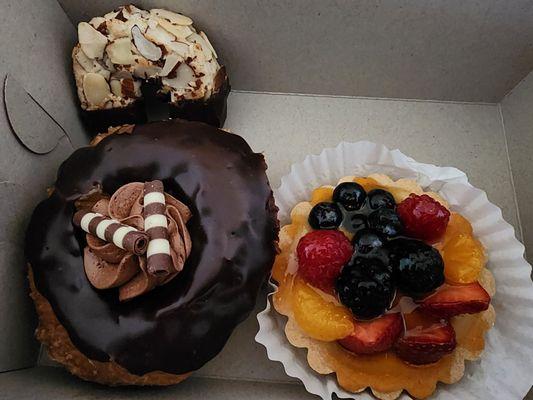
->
0, 0, 89, 372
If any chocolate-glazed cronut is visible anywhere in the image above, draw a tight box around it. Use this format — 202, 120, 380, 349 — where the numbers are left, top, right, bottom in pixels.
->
26, 119, 279, 375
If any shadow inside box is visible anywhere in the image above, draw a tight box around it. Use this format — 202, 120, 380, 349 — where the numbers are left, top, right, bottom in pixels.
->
1, 365, 315, 400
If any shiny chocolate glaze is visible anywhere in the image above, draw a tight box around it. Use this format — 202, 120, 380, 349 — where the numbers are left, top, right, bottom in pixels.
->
81, 72, 230, 135
81, 101, 148, 135
26, 119, 278, 375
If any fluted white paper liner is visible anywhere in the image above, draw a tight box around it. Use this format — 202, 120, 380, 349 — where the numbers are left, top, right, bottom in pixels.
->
256, 141, 533, 399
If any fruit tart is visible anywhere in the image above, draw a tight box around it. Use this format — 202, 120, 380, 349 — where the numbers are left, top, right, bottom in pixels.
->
271, 174, 495, 399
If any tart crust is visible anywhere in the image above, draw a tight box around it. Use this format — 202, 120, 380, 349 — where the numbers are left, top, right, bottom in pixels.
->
272, 174, 496, 400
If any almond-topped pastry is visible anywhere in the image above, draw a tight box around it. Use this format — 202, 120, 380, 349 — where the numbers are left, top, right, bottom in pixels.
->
73, 4, 229, 132
272, 174, 495, 400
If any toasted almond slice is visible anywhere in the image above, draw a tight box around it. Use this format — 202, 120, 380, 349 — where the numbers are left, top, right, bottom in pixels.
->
75, 49, 97, 72
78, 22, 108, 59
151, 9, 193, 25
134, 63, 162, 79
188, 32, 213, 61
200, 31, 218, 59
107, 19, 129, 38
83, 73, 111, 106
110, 79, 122, 97
146, 25, 175, 44
131, 25, 162, 61
163, 62, 195, 90
166, 41, 190, 57
74, 53, 111, 81
106, 37, 135, 64
103, 11, 119, 20
157, 18, 192, 40
161, 54, 182, 77
89, 16, 106, 29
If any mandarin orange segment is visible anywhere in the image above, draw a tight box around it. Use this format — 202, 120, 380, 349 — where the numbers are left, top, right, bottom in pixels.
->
311, 186, 334, 204
441, 233, 485, 284
354, 177, 381, 192
291, 277, 354, 341
444, 212, 473, 240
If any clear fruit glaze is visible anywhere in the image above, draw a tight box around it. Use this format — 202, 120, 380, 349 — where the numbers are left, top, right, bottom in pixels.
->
272, 175, 495, 399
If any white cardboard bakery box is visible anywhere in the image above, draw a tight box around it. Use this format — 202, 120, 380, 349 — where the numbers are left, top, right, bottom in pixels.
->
1, 0, 532, 398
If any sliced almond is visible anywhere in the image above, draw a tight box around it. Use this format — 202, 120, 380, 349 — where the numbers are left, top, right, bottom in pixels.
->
166, 41, 189, 57
106, 37, 134, 64
78, 22, 108, 59
75, 48, 97, 72
134, 63, 162, 79
110, 79, 122, 97
199, 31, 218, 59
128, 5, 146, 16
83, 73, 111, 106
103, 11, 119, 20
162, 62, 195, 90
146, 25, 175, 45
107, 19, 129, 38
147, 16, 158, 30
151, 9, 193, 26
157, 18, 192, 40
89, 16, 106, 29
160, 54, 182, 77
74, 47, 111, 79
131, 25, 162, 61
188, 32, 213, 61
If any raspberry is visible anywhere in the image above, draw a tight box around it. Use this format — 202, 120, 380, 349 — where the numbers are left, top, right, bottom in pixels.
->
397, 194, 450, 242
296, 230, 353, 292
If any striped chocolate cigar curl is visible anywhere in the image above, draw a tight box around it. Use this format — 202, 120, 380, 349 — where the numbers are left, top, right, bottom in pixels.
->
73, 210, 148, 255
143, 180, 173, 277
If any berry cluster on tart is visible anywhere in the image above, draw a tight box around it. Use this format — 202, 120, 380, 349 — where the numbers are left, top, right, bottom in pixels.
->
272, 174, 495, 400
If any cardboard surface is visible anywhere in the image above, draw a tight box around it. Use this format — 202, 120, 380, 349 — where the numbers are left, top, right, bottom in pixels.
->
0, 366, 312, 400
501, 71, 533, 263
0, 0, 89, 372
0, 1, 532, 399
58, 0, 533, 103
4, 76, 68, 154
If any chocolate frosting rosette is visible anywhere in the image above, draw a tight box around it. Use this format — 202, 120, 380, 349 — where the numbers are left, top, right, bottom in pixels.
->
74, 181, 192, 302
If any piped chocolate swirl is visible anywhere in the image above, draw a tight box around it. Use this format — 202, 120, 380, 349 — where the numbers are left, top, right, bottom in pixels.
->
25, 119, 279, 376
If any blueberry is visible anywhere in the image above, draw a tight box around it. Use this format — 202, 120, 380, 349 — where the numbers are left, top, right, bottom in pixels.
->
367, 189, 396, 210
368, 208, 403, 237
308, 202, 343, 229
333, 182, 366, 211
352, 228, 386, 255
388, 238, 445, 296
349, 214, 368, 232
336, 257, 395, 320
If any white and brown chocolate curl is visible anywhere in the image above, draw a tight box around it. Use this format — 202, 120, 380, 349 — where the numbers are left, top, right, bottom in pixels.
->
73, 210, 148, 255
76, 183, 192, 301
143, 181, 173, 277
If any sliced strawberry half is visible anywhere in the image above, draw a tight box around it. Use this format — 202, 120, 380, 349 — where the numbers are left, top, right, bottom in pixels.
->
338, 313, 403, 355
419, 282, 490, 318
395, 311, 456, 365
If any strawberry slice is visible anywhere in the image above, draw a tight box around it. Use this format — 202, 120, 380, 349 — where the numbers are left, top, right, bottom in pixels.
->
419, 282, 490, 318
395, 311, 456, 365
338, 313, 403, 355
